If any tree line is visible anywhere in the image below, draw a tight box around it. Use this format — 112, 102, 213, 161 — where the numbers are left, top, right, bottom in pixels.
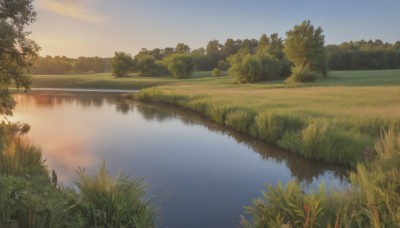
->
31, 56, 112, 74
31, 25, 400, 83
113, 20, 328, 83
327, 40, 400, 70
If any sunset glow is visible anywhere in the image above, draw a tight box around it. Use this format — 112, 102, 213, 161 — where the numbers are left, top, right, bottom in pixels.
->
30, 0, 400, 58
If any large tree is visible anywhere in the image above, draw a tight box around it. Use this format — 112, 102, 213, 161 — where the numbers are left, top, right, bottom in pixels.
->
284, 20, 328, 77
111, 52, 133, 77
0, 0, 40, 115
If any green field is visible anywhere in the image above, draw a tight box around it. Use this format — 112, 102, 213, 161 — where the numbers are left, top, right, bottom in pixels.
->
31, 69, 400, 89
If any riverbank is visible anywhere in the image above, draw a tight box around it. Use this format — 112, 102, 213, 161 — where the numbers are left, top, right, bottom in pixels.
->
31, 70, 400, 166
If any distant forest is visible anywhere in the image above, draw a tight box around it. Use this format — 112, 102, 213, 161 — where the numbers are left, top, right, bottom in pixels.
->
32, 38, 400, 75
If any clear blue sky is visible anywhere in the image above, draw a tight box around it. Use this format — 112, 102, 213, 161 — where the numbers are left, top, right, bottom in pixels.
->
31, 0, 400, 57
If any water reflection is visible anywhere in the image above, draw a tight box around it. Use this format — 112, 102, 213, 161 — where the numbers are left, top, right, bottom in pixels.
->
13, 92, 348, 185
11, 91, 349, 227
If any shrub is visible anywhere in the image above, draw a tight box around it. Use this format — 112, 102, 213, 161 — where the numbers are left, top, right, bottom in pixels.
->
217, 60, 229, 71
233, 54, 262, 83
212, 68, 221, 77
285, 67, 322, 83
259, 54, 282, 81
75, 162, 154, 227
165, 54, 194, 79
136, 55, 155, 76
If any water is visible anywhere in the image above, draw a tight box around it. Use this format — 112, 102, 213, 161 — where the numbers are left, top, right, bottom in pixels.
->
11, 91, 348, 227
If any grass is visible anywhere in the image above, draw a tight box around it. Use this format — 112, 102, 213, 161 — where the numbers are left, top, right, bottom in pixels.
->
241, 127, 400, 227
131, 70, 400, 165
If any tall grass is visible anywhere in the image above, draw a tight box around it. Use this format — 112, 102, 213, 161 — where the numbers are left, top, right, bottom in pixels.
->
225, 109, 256, 133
0, 123, 154, 227
278, 121, 373, 165
75, 162, 154, 227
0, 123, 47, 178
253, 111, 305, 143
134, 88, 379, 166
242, 127, 400, 227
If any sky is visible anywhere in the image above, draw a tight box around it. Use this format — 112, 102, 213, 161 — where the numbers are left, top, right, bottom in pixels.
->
30, 0, 400, 58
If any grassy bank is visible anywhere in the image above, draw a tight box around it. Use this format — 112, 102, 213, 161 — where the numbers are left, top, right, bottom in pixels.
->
132, 70, 400, 166
241, 127, 400, 227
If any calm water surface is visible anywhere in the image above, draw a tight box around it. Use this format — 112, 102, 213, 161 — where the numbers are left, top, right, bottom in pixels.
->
11, 91, 348, 228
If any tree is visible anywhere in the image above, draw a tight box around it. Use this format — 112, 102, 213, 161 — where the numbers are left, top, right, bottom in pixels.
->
111, 52, 133, 77
175, 43, 190, 54
257, 34, 270, 54
284, 20, 328, 79
165, 54, 194, 79
222, 38, 242, 59
206, 40, 223, 65
135, 54, 167, 76
0, 0, 40, 115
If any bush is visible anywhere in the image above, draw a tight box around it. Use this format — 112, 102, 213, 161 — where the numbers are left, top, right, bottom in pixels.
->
212, 68, 221, 77
285, 67, 322, 83
136, 55, 156, 76
228, 53, 283, 83
165, 54, 194, 79
217, 60, 229, 71
259, 54, 282, 81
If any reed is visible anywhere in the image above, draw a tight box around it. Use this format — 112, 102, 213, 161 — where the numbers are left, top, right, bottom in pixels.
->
75, 162, 154, 227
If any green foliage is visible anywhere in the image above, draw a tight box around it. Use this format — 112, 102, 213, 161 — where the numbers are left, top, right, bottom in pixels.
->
212, 68, 221, 77
228, 51, 282, 83
254, 111, 305, 143
279, 121, 373, 165
136, 54, 156, 76
111, 52, 133, 77
284, 20, 328, 77
165, 54, 194, 79
0, 124, 47, 178
0, 175, 82, 228
225, 109, 255, 133
217, 60, 229, 71
244, 127, 400, 227
241, 181, 331, 228
285, 67, 322, 83
259, 54, 282, 81
0, 0, 39, 115
0, 123, 154, 227
75, 162, 154, 227
206, 101, 235, 125
327, 40, 400, 70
